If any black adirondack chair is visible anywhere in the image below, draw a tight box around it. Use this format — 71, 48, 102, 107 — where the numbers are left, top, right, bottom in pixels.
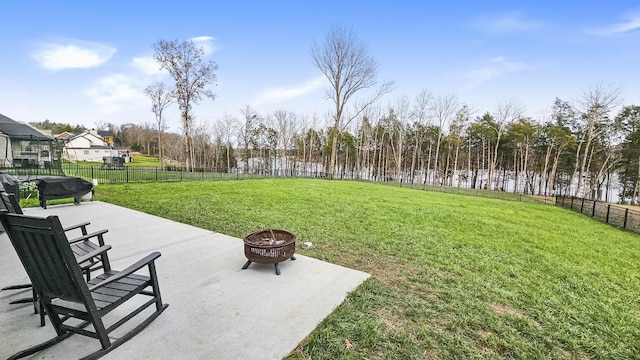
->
0, 192, 109, 326
0, 212, 168, 360
0, 192, 104, 277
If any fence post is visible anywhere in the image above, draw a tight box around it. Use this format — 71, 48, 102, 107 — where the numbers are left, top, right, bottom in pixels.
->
606, 204, 611, 223
580, 198, 585, 213
592, 200, 596, 217
623, 208, 629, 229
570, 196, 574, 210
126, 166, 129, 183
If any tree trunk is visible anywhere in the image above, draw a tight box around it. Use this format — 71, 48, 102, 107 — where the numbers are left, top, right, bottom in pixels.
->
433, 132, 443, 186
410, 132, 420, 184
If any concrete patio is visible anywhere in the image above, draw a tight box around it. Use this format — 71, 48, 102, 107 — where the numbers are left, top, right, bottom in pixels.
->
0, 201, 370, 359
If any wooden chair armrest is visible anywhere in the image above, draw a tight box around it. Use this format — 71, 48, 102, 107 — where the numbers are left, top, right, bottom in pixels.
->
75, 245, 112, 264
68, 229, 109, 245
63, 221, 91, 233
88, 252, 162, 291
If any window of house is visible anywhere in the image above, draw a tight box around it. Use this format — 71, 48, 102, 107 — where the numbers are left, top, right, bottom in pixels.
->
84, 150, 90, 155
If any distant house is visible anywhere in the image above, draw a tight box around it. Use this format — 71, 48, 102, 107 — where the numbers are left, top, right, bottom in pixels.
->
0, 113, 58, 169
97, 130, 114, 146
55, 131, 75, 141
61, 129, 130, 163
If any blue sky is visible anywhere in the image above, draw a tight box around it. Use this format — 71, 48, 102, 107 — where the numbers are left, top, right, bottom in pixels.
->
1, 1, 639, 132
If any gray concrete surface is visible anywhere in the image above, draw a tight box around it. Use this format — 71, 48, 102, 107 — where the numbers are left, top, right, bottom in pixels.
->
0, 201, 370, 359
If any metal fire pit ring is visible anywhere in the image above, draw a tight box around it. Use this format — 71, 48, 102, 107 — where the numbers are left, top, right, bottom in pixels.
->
241, 229, 296, 275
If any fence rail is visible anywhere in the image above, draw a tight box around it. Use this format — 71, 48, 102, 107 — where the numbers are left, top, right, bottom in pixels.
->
555, 195, 640, 234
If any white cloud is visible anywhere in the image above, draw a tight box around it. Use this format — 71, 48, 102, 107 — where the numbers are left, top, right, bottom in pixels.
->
32, 41, 116, 70
462, 57, 529, 89
586, 11, 640, 36
255, 76, 325, 104
475, 12, 543, 32
85, 74, 145, 114
191, 36, 216, 55
131, 56, 164, 75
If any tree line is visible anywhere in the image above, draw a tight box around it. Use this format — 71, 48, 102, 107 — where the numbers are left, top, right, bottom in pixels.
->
32, 84, 640, 205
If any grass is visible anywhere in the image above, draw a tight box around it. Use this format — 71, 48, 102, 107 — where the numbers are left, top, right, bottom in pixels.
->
90, 178, 640, 359
128, 156, 160, 166
61, 156, 160, 168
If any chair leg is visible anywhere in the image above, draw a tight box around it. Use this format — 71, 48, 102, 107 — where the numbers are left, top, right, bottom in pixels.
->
90, 313, 111, 350
39, 298, 46, 327
33, 288, 38, 315
77, 304, 168, 360
149, 262, 164, 311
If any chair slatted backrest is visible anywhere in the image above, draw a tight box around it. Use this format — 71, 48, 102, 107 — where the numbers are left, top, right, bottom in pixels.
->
1, 213, 89, 304
1, 192, 22, 214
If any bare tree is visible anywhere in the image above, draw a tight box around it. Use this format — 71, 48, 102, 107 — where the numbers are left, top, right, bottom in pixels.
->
239, 106, 259, 172
410, 89, 433, 183
143, 81, 174, 169
215, 115, 237, 172
311, 24, 393, 179
152, 39, 218, 171
388, 96, 410, 182
449, 104, 470, 187
273, 110, 298, 175
489, 99, 524, 189
191, 120, 212, 168
431, 94, 460, 185
574, 83, 621, 197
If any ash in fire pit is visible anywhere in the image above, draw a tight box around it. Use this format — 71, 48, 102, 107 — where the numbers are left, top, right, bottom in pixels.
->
242, 229, 296, 275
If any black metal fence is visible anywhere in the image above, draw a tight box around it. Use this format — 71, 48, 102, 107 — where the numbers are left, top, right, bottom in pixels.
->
555, 195, 640, 234
14, 164, 640, 225
58, 165, 341, 184
53, 163, 557, 204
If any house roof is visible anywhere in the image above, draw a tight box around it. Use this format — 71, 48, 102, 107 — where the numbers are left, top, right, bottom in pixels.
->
0, 113, 53, 141
55, 131, 74, 140
65, 131, 102, 142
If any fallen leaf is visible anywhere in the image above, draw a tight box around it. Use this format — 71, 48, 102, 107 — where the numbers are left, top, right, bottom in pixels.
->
344, 338, 353, 349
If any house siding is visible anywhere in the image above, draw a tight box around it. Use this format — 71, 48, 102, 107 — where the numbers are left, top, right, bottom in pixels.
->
65, 147, 114, 162
63, 131, 116, 162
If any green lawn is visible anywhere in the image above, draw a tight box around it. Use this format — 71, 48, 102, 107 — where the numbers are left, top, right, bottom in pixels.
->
127, 156, 160, 166
92, 179, 640, 359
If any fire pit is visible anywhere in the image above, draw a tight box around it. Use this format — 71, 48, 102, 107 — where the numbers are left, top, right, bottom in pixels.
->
241, 229, 296, 275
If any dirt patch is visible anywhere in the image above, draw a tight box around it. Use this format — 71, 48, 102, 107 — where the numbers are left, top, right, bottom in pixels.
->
476, 345, 494, 356
377, 307, 404, 332
491, 303, 542, 329
477, 329, 493, 338
332, 249, 419, 287
491, 303, 526, 318
422, 349, 439, 359
554, 347, 590, 360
